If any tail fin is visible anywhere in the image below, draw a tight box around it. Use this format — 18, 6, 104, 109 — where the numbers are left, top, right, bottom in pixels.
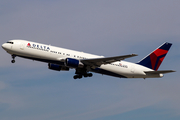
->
137, 42, 172, 71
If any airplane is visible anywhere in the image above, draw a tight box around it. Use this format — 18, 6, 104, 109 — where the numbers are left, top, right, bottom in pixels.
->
2, 40, 175, 79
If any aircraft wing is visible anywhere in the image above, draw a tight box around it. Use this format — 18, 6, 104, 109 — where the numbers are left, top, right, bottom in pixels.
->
81, 54, 137, 67
144, 70, 176, 74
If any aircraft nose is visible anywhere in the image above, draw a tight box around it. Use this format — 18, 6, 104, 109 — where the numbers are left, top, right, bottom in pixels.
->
2, 43, 9, 50
2, 43, 5, 49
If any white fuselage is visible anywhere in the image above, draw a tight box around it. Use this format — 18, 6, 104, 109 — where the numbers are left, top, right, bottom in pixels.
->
2, 40, 163, 79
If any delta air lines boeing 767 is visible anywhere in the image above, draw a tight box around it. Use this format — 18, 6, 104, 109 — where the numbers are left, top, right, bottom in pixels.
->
2, 40, 175, 79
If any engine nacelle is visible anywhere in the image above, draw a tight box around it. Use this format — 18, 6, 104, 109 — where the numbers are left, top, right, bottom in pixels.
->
48, 63, 69, 71
65, 58, 84, 68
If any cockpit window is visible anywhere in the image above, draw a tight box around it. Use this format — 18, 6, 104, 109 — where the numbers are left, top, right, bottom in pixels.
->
7, 42, 14, 44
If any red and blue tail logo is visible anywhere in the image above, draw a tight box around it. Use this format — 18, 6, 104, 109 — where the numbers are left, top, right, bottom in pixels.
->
137, 42, 172, 71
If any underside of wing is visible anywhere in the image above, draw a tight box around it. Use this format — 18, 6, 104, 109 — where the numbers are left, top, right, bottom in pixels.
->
81, 54, 137, 67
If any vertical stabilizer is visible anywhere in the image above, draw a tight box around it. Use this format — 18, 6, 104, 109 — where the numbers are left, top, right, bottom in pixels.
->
137, 42, 172, 71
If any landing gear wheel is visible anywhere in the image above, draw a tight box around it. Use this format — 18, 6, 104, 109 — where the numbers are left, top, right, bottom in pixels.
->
79, 75, 82, 79
84, 74, 88, 77
73, 76, 77, 79
83, 73, 93, 78
74, 73, 93, 79
73, 75, 83, 79
88, 73, 93, 77
11, 60, 15, 63
11, 55, 16, 63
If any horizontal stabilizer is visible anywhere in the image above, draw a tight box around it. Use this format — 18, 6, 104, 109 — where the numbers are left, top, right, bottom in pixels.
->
144, 70, 175, 74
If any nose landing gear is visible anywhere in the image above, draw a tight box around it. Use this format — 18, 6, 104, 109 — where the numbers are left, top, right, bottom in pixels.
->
11, 55, 16, 63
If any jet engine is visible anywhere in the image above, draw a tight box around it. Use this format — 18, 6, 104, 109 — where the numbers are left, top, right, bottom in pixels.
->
48, 63, 69, 71
65, 58, 84, 68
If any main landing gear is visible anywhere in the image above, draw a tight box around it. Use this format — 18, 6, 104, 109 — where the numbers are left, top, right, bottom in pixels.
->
73, 73, 93, 79
11, 55, 16, 63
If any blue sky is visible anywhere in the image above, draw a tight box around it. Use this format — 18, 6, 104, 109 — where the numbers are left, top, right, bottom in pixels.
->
0, 0, 180, 120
